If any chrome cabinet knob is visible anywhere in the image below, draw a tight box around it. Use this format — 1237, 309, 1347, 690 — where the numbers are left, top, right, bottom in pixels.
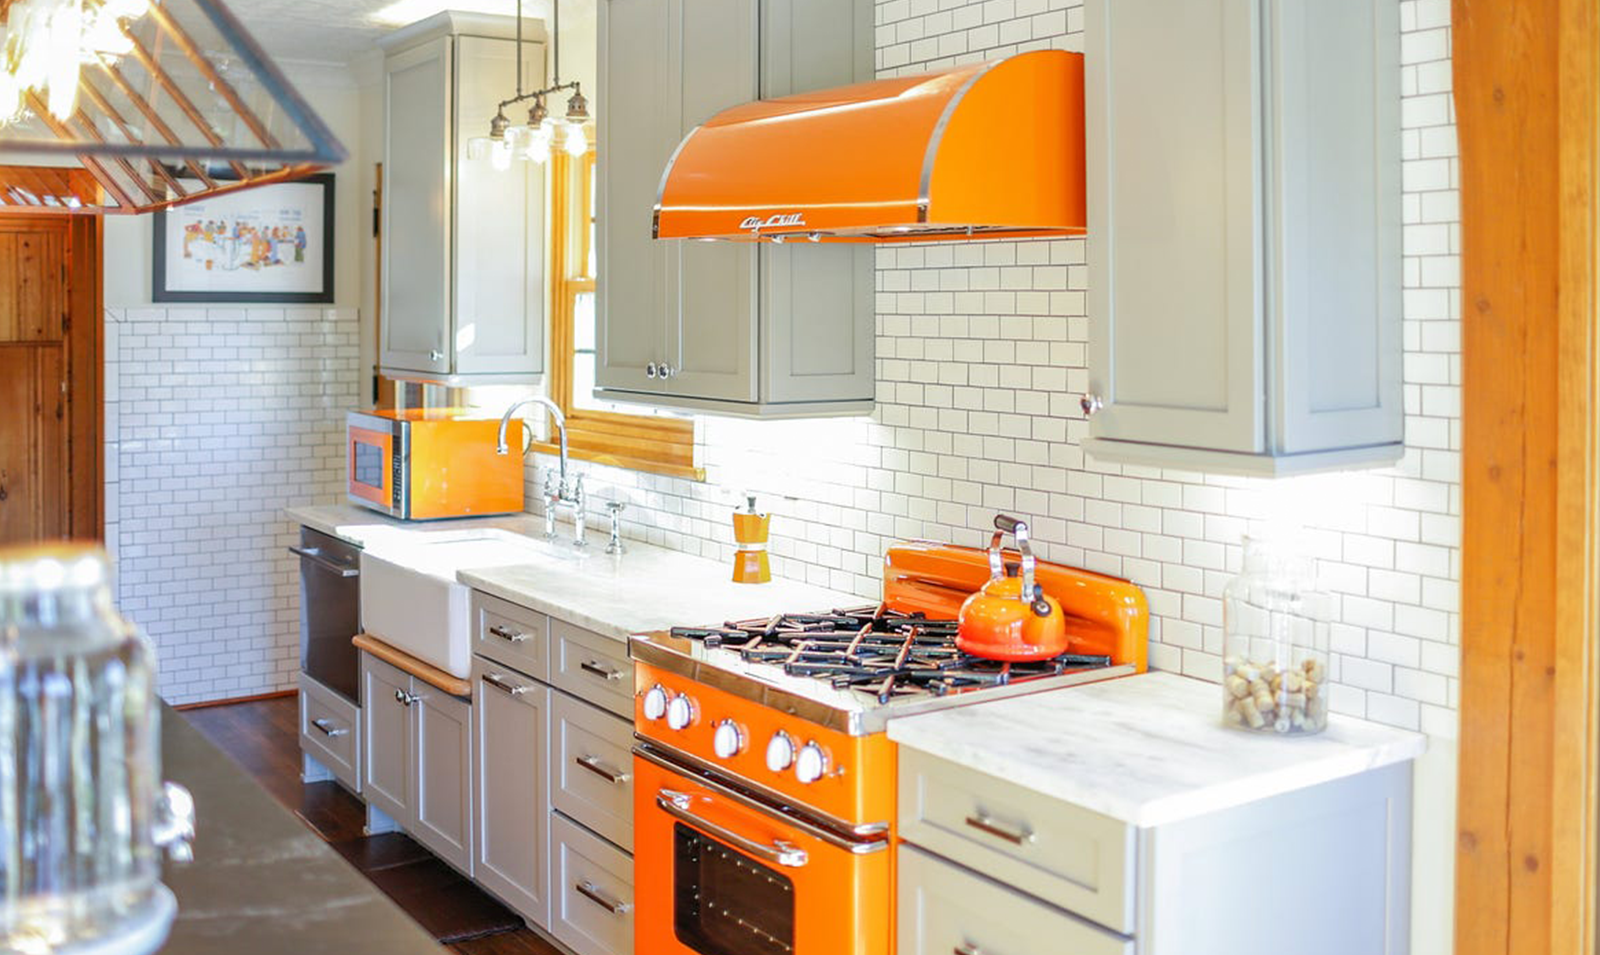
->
429, 349, 444, 362
642, 684, 669, 721
658, 363, 676, 379
645, 362, 658, 379
1080, 393, 1104, 416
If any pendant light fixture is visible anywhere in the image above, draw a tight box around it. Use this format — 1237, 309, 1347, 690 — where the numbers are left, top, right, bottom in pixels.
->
466, 0, 588, 168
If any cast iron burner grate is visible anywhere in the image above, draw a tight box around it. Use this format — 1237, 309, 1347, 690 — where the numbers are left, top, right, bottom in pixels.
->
669, 605, 1112, 704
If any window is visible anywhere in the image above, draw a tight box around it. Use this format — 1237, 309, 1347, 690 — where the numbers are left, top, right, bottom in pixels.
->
539, 146, 700, 479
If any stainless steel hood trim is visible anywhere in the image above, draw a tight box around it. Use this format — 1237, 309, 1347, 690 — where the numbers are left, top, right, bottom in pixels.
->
916, 57, 1003, 220
652, 124, 703, 240
634, 739, 890, 849
629, 632, 1137, 734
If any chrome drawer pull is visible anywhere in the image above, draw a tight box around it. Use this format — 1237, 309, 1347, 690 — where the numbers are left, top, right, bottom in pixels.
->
964, 813, 1034, 846
575, 754, 630, 785
484, 673, 532, 696
310, 718, 347, 738
488, 624, 530, 643
574, 880, 630, 916
656, 789, 808, 867
580, 659, 623, 681
954, 944, 983, 955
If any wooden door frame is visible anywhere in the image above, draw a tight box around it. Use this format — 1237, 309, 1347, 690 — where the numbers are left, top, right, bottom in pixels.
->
0, 205, 103, 541
1453, 1, 1600, 953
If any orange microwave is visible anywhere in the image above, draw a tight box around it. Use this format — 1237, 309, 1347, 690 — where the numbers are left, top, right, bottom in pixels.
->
347, 409, 525, 521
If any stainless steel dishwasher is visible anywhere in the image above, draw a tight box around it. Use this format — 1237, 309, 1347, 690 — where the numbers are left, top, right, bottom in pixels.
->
291, 527, 361, 704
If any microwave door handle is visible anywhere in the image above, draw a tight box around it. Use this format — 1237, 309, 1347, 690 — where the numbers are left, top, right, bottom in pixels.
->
656, 790, 809, 867
288, 546, 360, 578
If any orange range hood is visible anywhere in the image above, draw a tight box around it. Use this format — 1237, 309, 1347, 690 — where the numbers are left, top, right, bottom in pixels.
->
653, 50, 1086, 243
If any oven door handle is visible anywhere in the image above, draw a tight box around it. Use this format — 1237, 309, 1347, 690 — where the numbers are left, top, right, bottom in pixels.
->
288, 546, 359, 578
656, 789, 809, 868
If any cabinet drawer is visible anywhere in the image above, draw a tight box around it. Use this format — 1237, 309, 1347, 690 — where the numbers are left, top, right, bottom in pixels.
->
551, 692, 634, 851
899, 845, 1131, 955
550, 813, 634, 955
899, 748, 1136, 934
473, 591, 550, 679
549, 619, 633, 717
300, 672, 360, 792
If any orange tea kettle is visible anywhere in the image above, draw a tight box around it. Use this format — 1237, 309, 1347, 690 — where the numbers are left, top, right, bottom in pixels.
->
956, 514, 1070, 661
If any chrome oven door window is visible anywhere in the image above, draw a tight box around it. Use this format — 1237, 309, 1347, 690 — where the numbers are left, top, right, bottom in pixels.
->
673, 822, 795, 955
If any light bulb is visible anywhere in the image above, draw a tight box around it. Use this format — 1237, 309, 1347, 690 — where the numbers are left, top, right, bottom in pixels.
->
521, 122, 552, 164
562, 122, 587, 157
490, 138, 513, 171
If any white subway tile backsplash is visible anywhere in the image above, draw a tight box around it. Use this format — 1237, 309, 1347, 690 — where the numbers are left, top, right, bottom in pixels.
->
104, 305, 359, 705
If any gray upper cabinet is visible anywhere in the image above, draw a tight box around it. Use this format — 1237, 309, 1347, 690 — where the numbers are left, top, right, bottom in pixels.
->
380, 14, 547, 386
595, 0, 875, 418
1083, 0, 1402, 476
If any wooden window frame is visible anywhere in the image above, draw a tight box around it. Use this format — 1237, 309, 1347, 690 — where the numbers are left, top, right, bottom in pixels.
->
533, 147, 702, 480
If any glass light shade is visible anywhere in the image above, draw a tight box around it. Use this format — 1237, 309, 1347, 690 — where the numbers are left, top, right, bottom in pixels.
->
523, 121, 553, 164
466, 135, 493, 161
562, 121, 587, 157
489, 137, 513, 171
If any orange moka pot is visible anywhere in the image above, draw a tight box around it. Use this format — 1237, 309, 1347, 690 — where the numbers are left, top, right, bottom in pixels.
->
957, 514, 1070, 661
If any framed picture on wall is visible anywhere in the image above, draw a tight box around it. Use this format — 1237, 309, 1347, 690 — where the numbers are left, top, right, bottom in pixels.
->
152, 173, 334, 304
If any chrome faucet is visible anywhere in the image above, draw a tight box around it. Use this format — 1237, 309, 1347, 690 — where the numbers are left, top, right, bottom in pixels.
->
496, 396, 587, 546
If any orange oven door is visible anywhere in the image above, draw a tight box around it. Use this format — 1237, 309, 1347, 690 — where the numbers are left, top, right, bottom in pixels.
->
633, 748, 892, 955
348, 424, 395, 513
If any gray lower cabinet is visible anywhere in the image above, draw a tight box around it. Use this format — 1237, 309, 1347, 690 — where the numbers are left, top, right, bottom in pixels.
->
359, 651, 474, 875
1082, 0, 1402, 476
595, 0, 875, 417
898, 747, 1413, 954
299, 672, 361, 794
899, 844, 1131, 955
467, 591, 636, 954
471, 657, 551, 926
549, 813, 635, 955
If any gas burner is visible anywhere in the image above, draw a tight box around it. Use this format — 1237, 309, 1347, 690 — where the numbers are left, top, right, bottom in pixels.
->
669, 604, 1112, 705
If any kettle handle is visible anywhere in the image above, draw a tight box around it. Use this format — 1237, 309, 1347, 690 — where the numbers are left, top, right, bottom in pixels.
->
988, 514, 1037, 600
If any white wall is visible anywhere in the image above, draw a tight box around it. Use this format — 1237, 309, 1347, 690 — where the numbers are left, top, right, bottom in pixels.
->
101, 61, 367, 703
523, 0, 1460, 948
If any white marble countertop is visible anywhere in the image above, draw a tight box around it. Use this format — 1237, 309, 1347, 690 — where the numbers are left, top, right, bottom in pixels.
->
286, 503, 865, 640
886, 670, 1427, 828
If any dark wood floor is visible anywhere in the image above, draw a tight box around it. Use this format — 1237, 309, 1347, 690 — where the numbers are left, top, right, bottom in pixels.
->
180, 696, 561, 955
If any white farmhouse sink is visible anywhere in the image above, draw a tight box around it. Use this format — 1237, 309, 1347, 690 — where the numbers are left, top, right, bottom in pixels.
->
360, 528, 586, 678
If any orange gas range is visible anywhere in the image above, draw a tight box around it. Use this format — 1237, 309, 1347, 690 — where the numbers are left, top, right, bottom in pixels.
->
629, 537, 1149, 955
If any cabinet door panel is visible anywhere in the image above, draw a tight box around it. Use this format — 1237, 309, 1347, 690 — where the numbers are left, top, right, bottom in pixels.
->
596, 0, 671, 394
413, 685, 472, 874
664, 0, 758, 403
361, 653, 413, 824
454, 35, 547, 378
759, 0, 874, 406
1085, 0, 1261, 452
382, 37, 452, 376
472, 661, 551, 926
1270, 0, 1402, 453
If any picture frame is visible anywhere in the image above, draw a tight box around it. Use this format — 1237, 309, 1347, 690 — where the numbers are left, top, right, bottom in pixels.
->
152, 172, 335, 304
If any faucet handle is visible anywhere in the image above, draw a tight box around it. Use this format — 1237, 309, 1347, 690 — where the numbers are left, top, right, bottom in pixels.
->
605, 501, 626, 555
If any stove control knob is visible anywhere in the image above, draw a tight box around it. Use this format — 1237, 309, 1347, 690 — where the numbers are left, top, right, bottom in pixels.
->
712, 720, 746, 759
642, 685, 669, 722
765, 731, 795, 773
666, 693, 696, 731
794, 742, 828, 785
